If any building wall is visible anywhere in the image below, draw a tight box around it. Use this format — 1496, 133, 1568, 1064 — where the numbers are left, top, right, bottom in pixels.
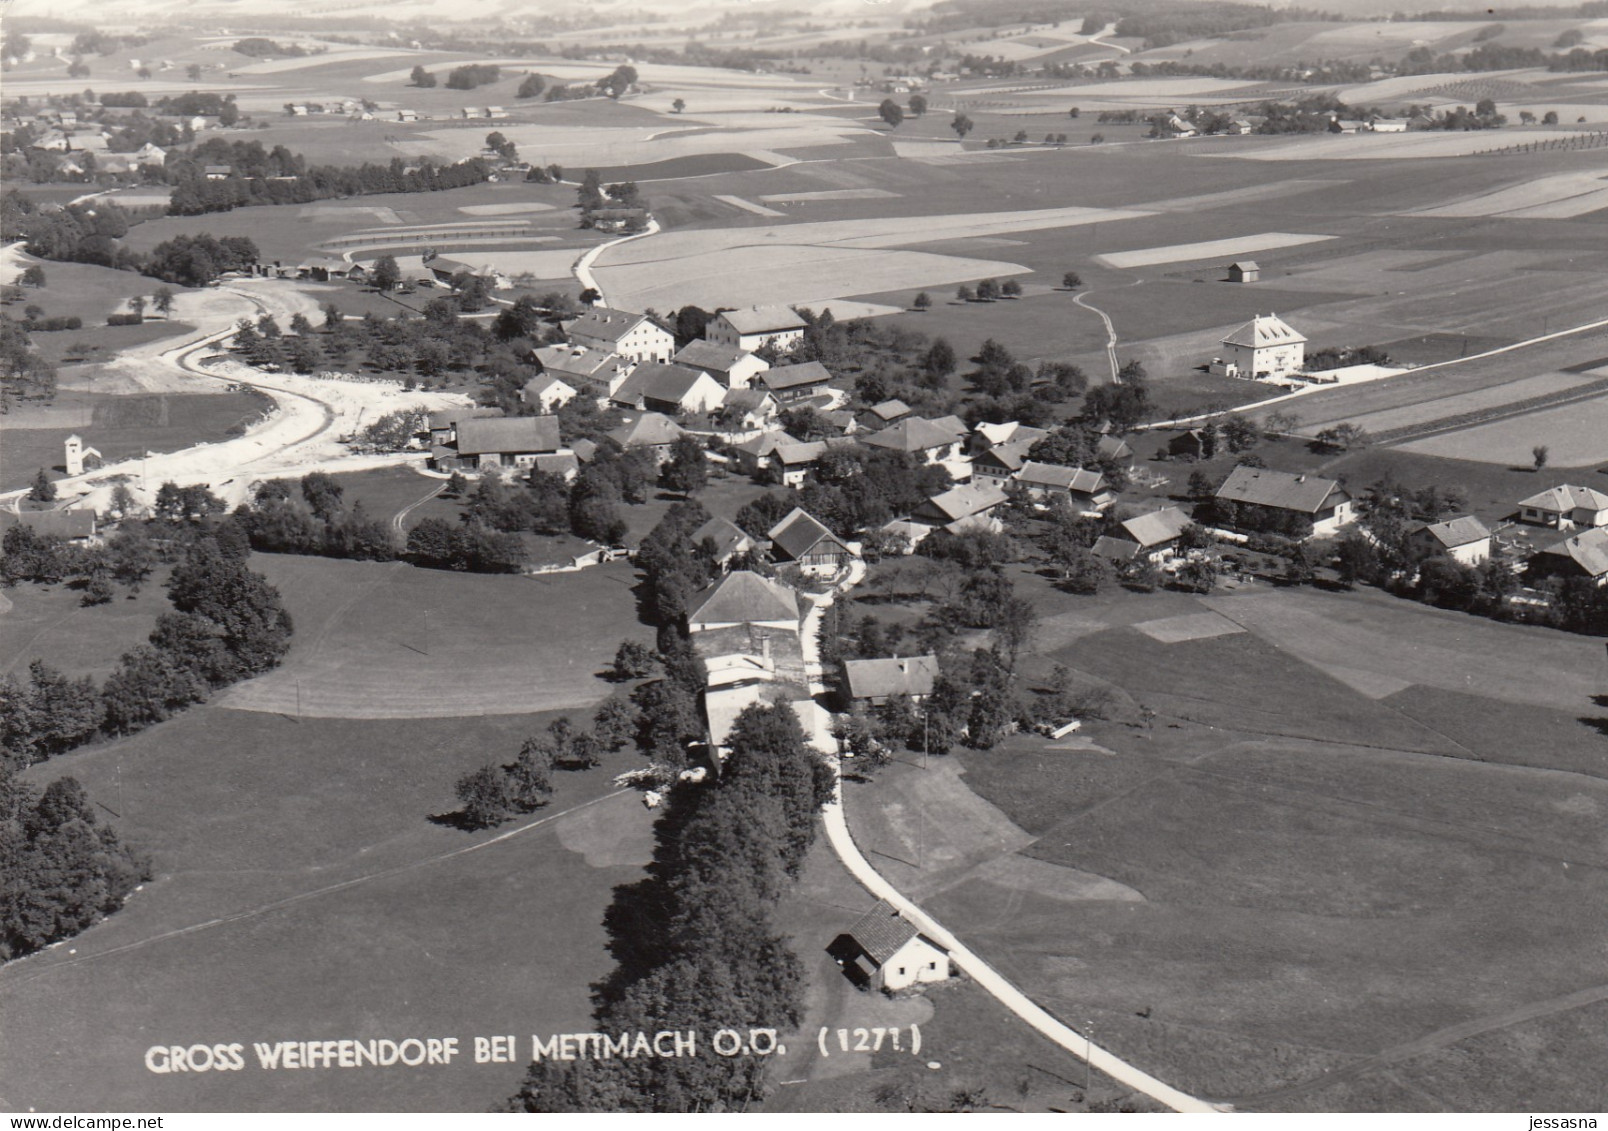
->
879, 937, 952, 992
1224, 339, 1305, 377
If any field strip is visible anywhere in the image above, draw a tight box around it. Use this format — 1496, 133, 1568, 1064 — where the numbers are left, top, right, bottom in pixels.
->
1136, 178, 1338, 214
1393, 389, 1608, 466
1301, 371, 1595, 433
713, 194, 787, 217
457, 202, 557, 216
1504, 185, 1608, 220
0, 789, 632, 989
1405, 172, 1608, 218
757, 188, 899, 203
1097, 233, 1334, 269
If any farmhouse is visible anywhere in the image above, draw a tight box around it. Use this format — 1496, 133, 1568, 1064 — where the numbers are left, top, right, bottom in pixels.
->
687, 569, 801, 634
690, 516, 756, 567
610, 363, 725, 416
1212, 313, 1307, 379
759, 361, 835, 402
1096, 433, 1134, 464
858, 399, 912, 430
452, 415, 562, 471
842, 655, 939, 705
1515, 485, 1608, 531
1168, 429, 1209, 460
862, 417, 967, 466
0, 508, 97, 544
719, 387, 779, 430
768, 508, 857, 577
1215, 466, 1353, 537
1528, 527, 1608, 586
971, 420, 1048, 454
731, 430, 791, 478
911, 482, 1010, 535
1371, 118, 1408, 132
771, 439, 846, 488
831, 902, 951, 993
1015, 461, 1113, 512
672, 340, 770, 390
1095, 505, 1194, 564
425, 406, 501, 446
605, 413, 684, 464
1226, 260, 1260, 283
519, 375, 577, 414
707, 306, 809, 353
1410, 515, 1492, 566
564, 309, 674, 363
533, 344, 635, 399
971, 439, 1033, 484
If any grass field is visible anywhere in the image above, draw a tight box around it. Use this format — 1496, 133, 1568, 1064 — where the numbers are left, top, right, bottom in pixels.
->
1395, 390, 1608, 467
0, 389, 273, 492
0, 570, 172, 680
214, 554, 653, 718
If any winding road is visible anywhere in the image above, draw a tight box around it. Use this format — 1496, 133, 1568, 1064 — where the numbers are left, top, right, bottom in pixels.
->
1074, 290, 1122, 382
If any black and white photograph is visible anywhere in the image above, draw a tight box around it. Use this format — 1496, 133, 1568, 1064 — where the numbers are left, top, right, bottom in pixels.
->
1, 0, 1606, 1118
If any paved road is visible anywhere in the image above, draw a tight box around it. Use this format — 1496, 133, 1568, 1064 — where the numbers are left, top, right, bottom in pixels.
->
1074, 290, 1121, 382
573, 217, 661, 308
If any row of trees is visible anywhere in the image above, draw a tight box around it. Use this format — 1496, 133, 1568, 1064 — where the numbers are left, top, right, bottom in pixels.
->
509, 702, 831, 1112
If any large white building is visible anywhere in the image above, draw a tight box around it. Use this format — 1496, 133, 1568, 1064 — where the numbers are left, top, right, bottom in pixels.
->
706, 306, 808, 354
563, 309, 675, 364
1213, 313, 1307, 379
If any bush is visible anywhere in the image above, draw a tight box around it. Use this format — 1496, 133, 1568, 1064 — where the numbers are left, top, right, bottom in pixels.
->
106, 313, 144, 326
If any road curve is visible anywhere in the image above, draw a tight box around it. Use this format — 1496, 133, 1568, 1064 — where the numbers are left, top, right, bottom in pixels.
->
573, 217, 662, 308
1074, 290, 1121, 382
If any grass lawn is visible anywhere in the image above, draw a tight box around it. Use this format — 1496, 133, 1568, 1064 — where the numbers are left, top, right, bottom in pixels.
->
0, 705, 654, 1112
218, 553, 653, 717
0, 570, 172, 680
3, 259, 191, 327
0, 389, 274, 492
31, 319, 198, 367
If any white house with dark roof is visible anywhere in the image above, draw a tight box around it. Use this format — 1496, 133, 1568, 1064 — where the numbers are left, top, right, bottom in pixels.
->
691, 516, 756, 567
563, 309, 674, 363
1516, 485, 1608, 531
911, 482, 1009, 536
519, 374, 577, 414
533, 344, 636, 399
759, 361, 835, 402
672, 339, 770, 390
1015, 461, 1113, 513
842, 655, 939, 706
1214, 465, 1352, 536
605, 412, 684, 464
1212, 313, 1307, 379
687, 570, 801, 634
1409, 515, 1491, 566
1094, 505, 1193, 564
862, 417, 967, 467
831, 902, 951, 992
1528, 527, 1608, 586
706, 306, 808, 353
451, 415, 563, 471
610, 363, 725, 416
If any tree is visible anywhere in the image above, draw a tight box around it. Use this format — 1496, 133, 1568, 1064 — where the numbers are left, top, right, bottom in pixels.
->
1532, 445, 1549, 471
592, 693, 637, 751
951, 113, 974, 139
29, 469, 55, 501
300, 471, 344, 521
909, 93, 928, 116
218, 99, 240, 127
129, 296, 146, 322
611, 640, 657, 681
672, 98, 686, 114
912, 291, 931, 312
956, 284, 975, 303
517, 73, 546, 99
152, 286, 175, 318
662, 436, 708, 498
372, 255, 401, 294
1001, 279, 1022, 298
20, 265, 46, 288
1543, 110, 1559, 125
878, 99, 904, 129
1062, 271, 1081, 290
186, 63, 202, 83
410, 65, 436, 88
975, 277, 1000, 302
455, 764, 514, 830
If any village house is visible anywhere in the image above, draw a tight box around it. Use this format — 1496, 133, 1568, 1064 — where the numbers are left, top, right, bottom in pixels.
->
759, 361, 836, 403
1226, 260, 1260, 283
672, 339, 770, 390
970, 420, 1049, 455
1015, 461, 1113, 512
857, 399, 912, 430
910, 482, 1010, 536
0, 508, 98, 545
731, 430, 791, 479
450, 415, 563, 471
842, 654, 939, 706
706, 306, 809, 353
1528, 527, 1608, 586
1409, 515, 1492, 566
532, 343, 636, 400
1095, 433, 1134, 465
609, 363, 726, 416
861, 416, 967, 468
718, 387, 780, 430
527, 451, 580, 481
424, 406, 501, 447
1210, 313, 1307, 380
768, 508, 858, 577
688, 569, 801, 636
1214, 465, 1353, 537
1515, 485, 1608, 531
771, 439, 840, 488
690, 516, 756, 567
605, 412, 685, 465
519, 375, 577, 415
829, 902, 952, 993
1168, 428, 1209, 460
971, 438, 1035, 484
563, 308, 675, 364
1094, 505, 1195, 565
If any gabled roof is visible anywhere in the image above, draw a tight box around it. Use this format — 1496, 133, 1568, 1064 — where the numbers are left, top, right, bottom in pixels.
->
607, 412, 684, 448
974, 421, 1049, 450
1, 508, 95, 539
529, 451, 579, 477
768, 507, 849, 561
613, 362, 712, 406
733, 429, 790, 458
1517, 484, 1608, 514
862, 417, 962, 454
1215, 465, 1343, 513
1537, 527, 1608, 578
534, 344, 625, 379
773, 440, 831, 466
1017, 461, 1106, 495
930, 415, 969, 438
974, 439, 1033, 474
688, 570, 800, 627
455, 415, 561, 455
916, 482, 1009, 523
1221, 313, 1307, 349
1228, 260, 1259, 271
691, 516, 754, 561
868, 399, 911, 422
524, 373, 575, 393
721, 388, 775, 413
1120, 506, 1192, 548
1092, 535, 1140, 561
1095, 435, 1133, 461
844, 655, 939, 701
427, 406, 500, 430
760, 361, 833, 392
673, 339, 753, 373
1416, 515, 1491, 549
564, 308, 661, 344
846, 901, 922, 965
718, 305, 808, 335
